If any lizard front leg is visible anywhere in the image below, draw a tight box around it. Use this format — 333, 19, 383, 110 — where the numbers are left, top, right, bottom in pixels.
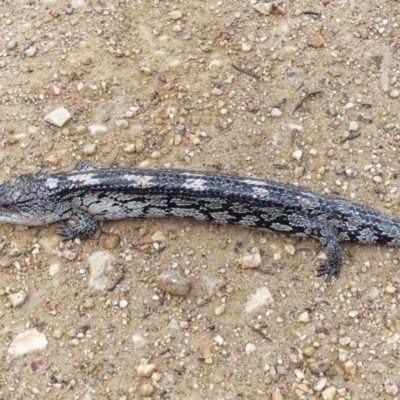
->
311, 218, 343, 282
56, 209, 98, 240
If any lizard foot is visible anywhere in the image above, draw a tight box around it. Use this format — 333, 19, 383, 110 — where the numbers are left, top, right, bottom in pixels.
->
316, 264, 340, 282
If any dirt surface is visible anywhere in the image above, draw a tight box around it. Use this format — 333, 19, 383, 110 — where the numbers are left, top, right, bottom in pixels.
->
1, 0, 400, 399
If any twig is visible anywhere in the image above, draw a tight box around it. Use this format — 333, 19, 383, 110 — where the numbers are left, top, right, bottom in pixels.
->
293, 91, 323, 114
231, 63, 259, 79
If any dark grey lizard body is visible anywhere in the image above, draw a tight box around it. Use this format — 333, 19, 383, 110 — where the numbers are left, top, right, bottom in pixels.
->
1, 160, 400, 281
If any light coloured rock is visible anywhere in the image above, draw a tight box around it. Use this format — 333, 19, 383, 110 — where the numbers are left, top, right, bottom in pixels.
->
8, 329, 48, 357
344, 360, 356, 375
156, 269, 192, 296
271, 389, 284, 400
271, 107, 282, 117
322, 387, 337, 400
137, 363, 156, 377
284, 244, 296, 255
385, 383, 399, 396
83, 143, 96, 155
314, 378, 328, 392
245, 287, 274, 312
349, 121, 359, 131
168, 10, 182, 20
119, 299, 128, 309
310, 33, 325, 48
115, 119, 129, 128
298, 312, 310, 323
242, 42, 252, 52
245, 343, 256, 355
123, 144, 136, 154
49, 262, 61, 276
348, 310, 359, 318
253, 1, 277, 15
9, 292, 26, 307
87, 251, 117, 290
389, 89, 400, 98
24, 45, 36, 57
44, 107, 71, 127
138, 383, 154, 397
292, 149, 303, 160
239, 247, 261, 269
309, 359, 331, 373
7, 39, 17, 50
88, 124, 107, 135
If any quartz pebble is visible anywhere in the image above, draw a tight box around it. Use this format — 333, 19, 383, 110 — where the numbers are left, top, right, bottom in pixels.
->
168, 10, 182, 20
7, 40, 17, 50
389, 89, 400, 98
242, 42, 252, 52
156, 269, 192, 296
270, 107, 282, 117
298, 312, 310, 323
8, 329, 48, 357
49, 262, 61, 276
9, 292, 26, 307
88, 124, 107, 135
253, 1, 277, 15
44, 107, 72, 127
314, 378, 328, 392
349, 121, 359, 131
245, 287, 274, 312
87, 251, 117, 291
239, 247, 261, 268
322, 387, 337, 400
245, 343, 256, 355
344, 360, 356, 375
137, 363, 156, 377
24, 45, 36, 57
292, 149, 303, 160
123, 144, 136, 154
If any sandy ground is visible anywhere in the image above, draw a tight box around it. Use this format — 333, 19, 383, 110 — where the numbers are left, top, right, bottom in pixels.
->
1, 0, 400, 399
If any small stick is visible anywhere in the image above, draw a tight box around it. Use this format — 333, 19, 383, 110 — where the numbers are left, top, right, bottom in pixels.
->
231, 63, 259, 79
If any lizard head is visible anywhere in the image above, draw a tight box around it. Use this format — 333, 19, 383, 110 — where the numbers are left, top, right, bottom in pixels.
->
0, 172, 50, 226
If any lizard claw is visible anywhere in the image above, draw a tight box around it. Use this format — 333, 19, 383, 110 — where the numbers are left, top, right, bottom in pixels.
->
316, 264, 340, 282
56, 225, 75, 241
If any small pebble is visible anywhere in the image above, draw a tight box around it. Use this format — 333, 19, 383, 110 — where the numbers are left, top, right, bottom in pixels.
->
76, 125, 87, 134
309, 359, 331, 373
44, 107, 72, 127
8, 329, 48, 357
214, 305, 226, 316
298, 312, 310, 323
88, 251, 117, 291
344, 360, 356, 375
83, 143, 96, 156
385, 285, 396, 294
239, 247, 261, 269
156, 270, 192, 296
9, 292, 26, 307
349, 121, 359, 131
139, 383, 154, 397
314, 378, 328, 391
101, 234, 120, 249
84, 298, 95, 310
88, 125, 107, 135
115, 119, 129, 128
321, 387, 337, 400
119, 299, 128, 309
385, 383, 399, 396
241, 42, 252, 52
271, 389, 284, 400
24, 45, 36, 57
253, 1, 277, 15
348, 310, 359, 318
245, 343, 256, 355
245, 287, 274, 312
49, 262, 61, 276
7, 39, 17, 50
168, 10, 182, 20
53, 329, 63, 339
123, 144, 136, 154
270, 107, 282, 117
310, 33, 325, 48
137, 363, 156, 377
136, 139, 145, 153
389, 89, 400, 98
292, 149, 303, 160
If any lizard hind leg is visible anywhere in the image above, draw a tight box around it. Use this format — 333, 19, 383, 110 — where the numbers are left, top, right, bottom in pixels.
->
312, 220, 343, 282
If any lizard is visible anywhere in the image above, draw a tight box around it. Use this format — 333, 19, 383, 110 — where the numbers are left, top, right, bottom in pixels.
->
0, 160, 399, 281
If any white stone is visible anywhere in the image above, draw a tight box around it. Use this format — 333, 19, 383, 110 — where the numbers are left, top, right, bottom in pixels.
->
245, 343, 257, 355
322, 387, 337, 400
349, 121, 359, 131
119, 299, 128, 309
88, 251, 117, 290
137, 363, 156, 377
390, 89, 400, 98
242, 42, 252, 52
88, 124, 108, 135
168, 10, 182, 20
298, 312, 310, 323
270, 107, 282, 117
246, 287, 274, 312
253, 1, 277, 15
9, 292, 26, 307
8, 329, 48, 357
24, 45, 36, 57
292, 149, 303, 160
44, 107, 71, 127
314, 378, 328, 392
49, 262, 61, 276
